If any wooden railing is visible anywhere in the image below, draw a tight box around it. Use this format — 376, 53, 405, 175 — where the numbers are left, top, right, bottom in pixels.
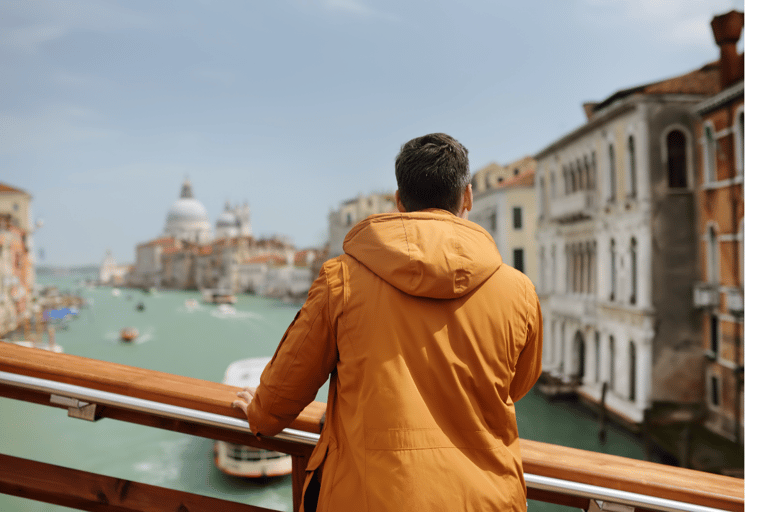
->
0, 343, 744, 512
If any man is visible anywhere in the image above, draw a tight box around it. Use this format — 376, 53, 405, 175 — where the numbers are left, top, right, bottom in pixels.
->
234, 133, 542, 511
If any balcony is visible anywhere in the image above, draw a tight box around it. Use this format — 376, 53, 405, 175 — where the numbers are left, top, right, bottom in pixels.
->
0, 343, 744, 512
550, 190, 597, 223
693, 282, 720, 308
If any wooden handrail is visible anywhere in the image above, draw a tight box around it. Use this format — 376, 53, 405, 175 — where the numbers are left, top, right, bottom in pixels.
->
0, 343, 744, 512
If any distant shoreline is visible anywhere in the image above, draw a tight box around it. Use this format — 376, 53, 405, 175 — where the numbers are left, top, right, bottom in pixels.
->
37, 265, 99, 276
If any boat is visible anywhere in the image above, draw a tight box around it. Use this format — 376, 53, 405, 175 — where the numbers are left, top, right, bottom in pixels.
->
184, 298, 199, 309
120, 327, 139, 342
136, 302, 145, 312
217, 304, 237, 316
214, 358, 291, 478
201, 289, 237, 304
10, 340, 64, 353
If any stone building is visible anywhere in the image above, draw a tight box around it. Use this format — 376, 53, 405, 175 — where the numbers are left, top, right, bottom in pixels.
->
472, 156, 536, 194
535, 51, 723, 427
469, 164, 538, 285
99, 250, 131, 286
691, 10, 744, 445
0, 183, 34, 337
327, 192, 396, 258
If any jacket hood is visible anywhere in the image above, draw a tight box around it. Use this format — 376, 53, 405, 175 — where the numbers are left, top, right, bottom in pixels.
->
343, 210, 502, 299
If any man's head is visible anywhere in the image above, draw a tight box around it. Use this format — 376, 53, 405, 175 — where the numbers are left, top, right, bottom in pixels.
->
395, 133, 472, 217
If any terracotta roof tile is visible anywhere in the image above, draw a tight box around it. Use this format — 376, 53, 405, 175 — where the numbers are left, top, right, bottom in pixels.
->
498, 167, 536, 188
594, 60, 723, 113
0, 183, 30, 195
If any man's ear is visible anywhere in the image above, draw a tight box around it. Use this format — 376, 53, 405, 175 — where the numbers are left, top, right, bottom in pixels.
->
395, 190, 407, 212
464, 184, 473, 212
460, 184, 473, 219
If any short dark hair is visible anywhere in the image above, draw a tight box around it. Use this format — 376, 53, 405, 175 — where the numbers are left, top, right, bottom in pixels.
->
395, 133, 470, 214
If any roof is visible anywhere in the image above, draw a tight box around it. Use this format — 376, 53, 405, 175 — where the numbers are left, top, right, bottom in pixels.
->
0, 183, 31, 196
591, 60, 722, 115
138, 236, 178, 248
498, 167, 536, 188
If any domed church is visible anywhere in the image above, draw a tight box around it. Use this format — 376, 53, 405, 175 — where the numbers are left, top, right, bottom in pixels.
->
163, 179, 212, 243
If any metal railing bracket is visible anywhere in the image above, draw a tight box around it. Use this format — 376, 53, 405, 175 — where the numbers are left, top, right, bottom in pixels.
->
50, 394, 102, 422
588, 499, 635, 512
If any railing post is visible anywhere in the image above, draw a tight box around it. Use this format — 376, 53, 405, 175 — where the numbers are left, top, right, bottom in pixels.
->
291, 455, 308, 512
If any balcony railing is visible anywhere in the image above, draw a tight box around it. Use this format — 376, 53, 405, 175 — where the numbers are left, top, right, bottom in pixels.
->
550, 190, 597, 222
694, 282, 720, 309
0, 343, 744, 512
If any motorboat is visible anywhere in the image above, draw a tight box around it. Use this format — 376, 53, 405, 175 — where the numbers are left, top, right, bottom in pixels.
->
214, 358, 291, 478
120, 327, 139, 342
201, 289, 237, 304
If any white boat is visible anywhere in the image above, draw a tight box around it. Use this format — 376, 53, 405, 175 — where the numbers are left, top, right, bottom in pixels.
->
9, 340, 64, 353
214, 358, 291, 478
201, 289, 237, 304
217, 304, 236, 316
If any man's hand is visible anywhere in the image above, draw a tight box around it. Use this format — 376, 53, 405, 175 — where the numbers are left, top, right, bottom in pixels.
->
232, 387, 257, 417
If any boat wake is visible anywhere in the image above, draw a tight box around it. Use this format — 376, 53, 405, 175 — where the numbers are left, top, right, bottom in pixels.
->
210, 307, 263, 321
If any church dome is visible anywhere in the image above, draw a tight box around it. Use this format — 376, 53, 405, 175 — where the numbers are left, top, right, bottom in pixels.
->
164, 179, 211, 243
168, 198, 209, 224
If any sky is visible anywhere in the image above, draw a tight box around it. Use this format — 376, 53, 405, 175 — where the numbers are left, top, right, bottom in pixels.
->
1, 0, 749, 267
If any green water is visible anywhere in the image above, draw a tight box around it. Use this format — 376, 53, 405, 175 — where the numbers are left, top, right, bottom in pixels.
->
1, 273, 647, 511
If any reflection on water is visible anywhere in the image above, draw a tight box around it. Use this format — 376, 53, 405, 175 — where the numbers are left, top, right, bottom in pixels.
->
1, 273, 649, 512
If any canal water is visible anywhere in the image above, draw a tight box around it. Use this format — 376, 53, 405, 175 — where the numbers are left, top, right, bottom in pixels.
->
1, 273, 648, 512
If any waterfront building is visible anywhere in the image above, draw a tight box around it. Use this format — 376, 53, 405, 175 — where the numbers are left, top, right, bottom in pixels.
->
535, 47, 723, 429
691, 10, 744, 445
0, 183, 35, 337
98, 250, 131, 286
472, 157, 535, 194
130, 237, 182, 289
469, 159, 538, 286
215, 202, 252, 240
327, 192, 396, 258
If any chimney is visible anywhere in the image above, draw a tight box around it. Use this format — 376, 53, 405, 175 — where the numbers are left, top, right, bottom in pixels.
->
582, 102, 598, 121
711, 10, 744, 90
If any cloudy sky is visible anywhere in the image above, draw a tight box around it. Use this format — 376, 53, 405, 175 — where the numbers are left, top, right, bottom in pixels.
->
1, 0, 748, 266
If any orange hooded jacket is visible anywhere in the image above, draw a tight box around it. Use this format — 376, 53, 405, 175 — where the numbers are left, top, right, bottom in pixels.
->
246, 209, 543, 511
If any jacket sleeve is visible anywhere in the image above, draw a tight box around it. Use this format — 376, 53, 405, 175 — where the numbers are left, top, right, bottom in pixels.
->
246, 260, 341, 436
509, 281, 543, 403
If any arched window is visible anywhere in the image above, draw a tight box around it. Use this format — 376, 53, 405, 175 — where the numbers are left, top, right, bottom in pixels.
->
570, 164, 577, 193
610, 238, 616, 301
563, 166, 570, 195
735, 109, 745, 176
591, 151, 597, 189
609, 335, 616, 390
667, 130, 688, 188
707, 225, 718, 283
577, 160, 584, 191
627, 135, 637, 197
629, 341, 637, 401
704, 124, 717, 184
551, 245, 557, 294
584, 156, 592, 190
608, 144, 616, 200
550, 171, 557, 199
630, 237, 637, 305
